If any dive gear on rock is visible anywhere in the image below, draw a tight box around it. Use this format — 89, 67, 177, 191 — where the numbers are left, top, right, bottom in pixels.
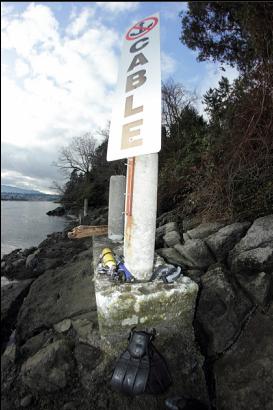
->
115, 255, 133, 282
98, 247, 118, 279
98, 249, 134, 282
100, 248, 117, 273
151, 264, 183, 283
163, 266, 182, 283
110, 327, 172, 396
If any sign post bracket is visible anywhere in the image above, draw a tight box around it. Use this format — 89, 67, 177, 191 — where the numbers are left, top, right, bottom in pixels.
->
125, 157, 135, 217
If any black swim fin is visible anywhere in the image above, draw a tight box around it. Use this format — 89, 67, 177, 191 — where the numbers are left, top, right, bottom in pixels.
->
110, 328, 172, 396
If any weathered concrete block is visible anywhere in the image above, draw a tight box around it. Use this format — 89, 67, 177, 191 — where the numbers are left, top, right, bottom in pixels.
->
94, 238, 198, 343
93, 236, 208, 403
96, 276, 197, 340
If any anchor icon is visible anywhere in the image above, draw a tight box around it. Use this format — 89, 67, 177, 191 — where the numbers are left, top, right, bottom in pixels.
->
130, 21, 154, 37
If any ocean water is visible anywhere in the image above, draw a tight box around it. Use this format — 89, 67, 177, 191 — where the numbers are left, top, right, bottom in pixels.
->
1, 201, 70, 259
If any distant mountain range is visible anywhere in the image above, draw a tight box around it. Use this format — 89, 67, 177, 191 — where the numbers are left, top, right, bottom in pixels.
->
1, 185, 60, 201
1, 185, 44, 194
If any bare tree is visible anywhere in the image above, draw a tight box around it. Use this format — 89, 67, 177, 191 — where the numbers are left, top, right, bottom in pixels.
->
49, 180, 65, 195
162, 79, 195, 133
96, 121, 110, 140
54, 132, 97, 175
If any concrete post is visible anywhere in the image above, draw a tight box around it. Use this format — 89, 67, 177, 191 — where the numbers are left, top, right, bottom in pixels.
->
124, 153, 158, 281
108, 175, 126, 241
84, 198, 88, 217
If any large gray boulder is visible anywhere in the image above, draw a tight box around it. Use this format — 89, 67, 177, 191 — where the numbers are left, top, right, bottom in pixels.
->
25, 250, 39, 269
205, 222, 251, 261
33, 257, 64, 275
155, 222, 179, 248
20, 330, 54, 360
185, 269, 204, 285
196, 265, 253, 355
74, 342, 103, 391
163, 230, 181, 247
186, 222, 225, 240
22, 246, 37, 257
71, 312, 98, 344
182, 216, 203, 232
11, 258, 26, 270
17, 257, 96, 343
228, 216, 273, 274
230, 245, 273, 274
54, 318, 72, 333
183, 232, 191, 242
156, 209, 182, 227
236, 271, 272, 305
1, 280, 33, 350
1, 339, 17, 404
214, 308, 273, 410
174, 239, 215, 269
46, 206, 65, 216
156, 221, 178, 237
1, 280, 32, 323
21, 339, 75, 392
231, 215, 273, 254
156, 247, 187, 266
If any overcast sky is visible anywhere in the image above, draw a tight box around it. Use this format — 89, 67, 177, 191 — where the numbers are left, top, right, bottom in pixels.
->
1, 2, 238, 193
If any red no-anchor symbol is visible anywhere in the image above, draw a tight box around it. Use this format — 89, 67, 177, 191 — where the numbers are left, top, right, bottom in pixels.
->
126, 17, 158, 41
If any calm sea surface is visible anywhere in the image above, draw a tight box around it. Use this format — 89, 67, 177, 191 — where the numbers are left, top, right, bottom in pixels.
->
1, 201, 70, 259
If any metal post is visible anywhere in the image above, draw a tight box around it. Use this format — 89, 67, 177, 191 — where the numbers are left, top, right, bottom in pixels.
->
125, 158, 135, 217
124, 153, 158, 281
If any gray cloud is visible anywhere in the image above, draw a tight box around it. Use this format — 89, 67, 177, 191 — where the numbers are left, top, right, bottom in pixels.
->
2, 143, 59, 178
1, 142, 65, 192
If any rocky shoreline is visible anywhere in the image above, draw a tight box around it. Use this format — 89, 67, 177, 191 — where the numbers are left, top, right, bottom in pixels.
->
1, 209, 273, 410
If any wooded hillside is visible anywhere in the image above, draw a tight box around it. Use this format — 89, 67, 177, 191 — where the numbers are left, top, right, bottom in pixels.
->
56, 2, 273, 222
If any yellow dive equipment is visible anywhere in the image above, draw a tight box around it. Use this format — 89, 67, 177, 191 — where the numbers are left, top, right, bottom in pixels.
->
100, 248, 117, 271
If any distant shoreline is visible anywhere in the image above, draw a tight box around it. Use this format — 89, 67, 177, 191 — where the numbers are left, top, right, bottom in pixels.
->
1, 194, 60, 202
1, 198, 59, 202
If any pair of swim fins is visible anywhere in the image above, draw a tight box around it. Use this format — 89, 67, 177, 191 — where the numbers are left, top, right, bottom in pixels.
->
110, 328, 172, 396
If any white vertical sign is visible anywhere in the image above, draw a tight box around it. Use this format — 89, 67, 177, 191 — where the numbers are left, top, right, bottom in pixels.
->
107, 13, 161, 161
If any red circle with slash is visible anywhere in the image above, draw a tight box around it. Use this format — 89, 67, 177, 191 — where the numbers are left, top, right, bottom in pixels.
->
126, 17, 158, 40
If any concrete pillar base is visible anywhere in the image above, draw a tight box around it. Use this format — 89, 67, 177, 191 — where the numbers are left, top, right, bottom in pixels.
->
93, 236, 209, 403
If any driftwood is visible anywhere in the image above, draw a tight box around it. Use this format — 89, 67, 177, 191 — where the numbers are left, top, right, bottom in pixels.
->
68, 225, 108, 239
